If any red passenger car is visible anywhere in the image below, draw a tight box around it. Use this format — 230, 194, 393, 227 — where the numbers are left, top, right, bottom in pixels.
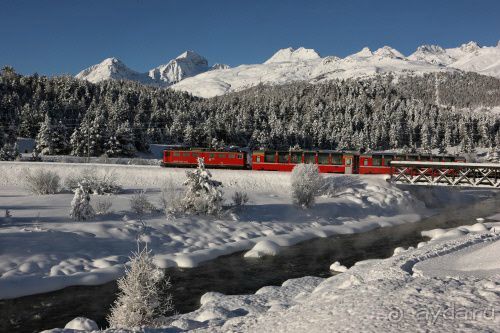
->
251, 150, 359, 174
162, 148, 247, 169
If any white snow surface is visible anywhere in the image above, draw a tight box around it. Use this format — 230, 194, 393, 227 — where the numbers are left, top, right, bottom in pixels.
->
0, 161, 429, 299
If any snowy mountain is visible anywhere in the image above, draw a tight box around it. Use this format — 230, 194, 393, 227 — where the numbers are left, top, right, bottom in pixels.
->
75, 41, 500, 97
76, 51, 229, 87
170, 45, 447, 98
75, 57, 155, 85
172, 41, 500, 98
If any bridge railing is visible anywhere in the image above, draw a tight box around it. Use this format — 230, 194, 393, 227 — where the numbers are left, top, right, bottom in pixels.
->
389, 161, 500, 188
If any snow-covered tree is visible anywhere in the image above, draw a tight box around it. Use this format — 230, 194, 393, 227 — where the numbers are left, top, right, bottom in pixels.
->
181, 158, 223, 215
0, 142, 19, 161
106, 122, 136, 157
69, 183, 95, 221
36, 115, 69, 155
107, 245, 173, 329
290, 163, 323, 208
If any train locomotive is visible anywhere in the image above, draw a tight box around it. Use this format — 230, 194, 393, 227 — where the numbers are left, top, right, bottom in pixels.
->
161, 148, 465, 175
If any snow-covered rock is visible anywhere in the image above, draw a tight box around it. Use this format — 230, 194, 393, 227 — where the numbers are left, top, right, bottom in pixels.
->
329, 261, 347, 273
63, 317, 98, 331
244, 240, 281, 258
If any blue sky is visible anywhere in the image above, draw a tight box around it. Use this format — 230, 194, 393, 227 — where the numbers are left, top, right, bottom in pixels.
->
1, 0, 499, 76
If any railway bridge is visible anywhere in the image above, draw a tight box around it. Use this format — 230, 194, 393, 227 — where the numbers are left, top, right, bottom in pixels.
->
389, 161, 500, 188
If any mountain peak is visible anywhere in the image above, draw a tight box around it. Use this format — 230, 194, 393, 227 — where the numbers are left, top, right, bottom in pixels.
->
75, 57, 153, 84
149, 51, 209, 85
460, 41, 480, 53
264, 47, 321, 64
348, 47, 373, 58
176, 50, 207, 63
373, 46, 405, 59
415, 44, 446, 54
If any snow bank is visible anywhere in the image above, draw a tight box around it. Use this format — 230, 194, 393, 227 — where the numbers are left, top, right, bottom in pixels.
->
244, 240, 281, 258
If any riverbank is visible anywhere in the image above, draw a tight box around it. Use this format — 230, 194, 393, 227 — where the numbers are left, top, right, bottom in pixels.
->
170, 222, 500, 333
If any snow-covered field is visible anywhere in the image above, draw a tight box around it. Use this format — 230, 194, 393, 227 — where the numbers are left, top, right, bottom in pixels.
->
0, 161, 434, 300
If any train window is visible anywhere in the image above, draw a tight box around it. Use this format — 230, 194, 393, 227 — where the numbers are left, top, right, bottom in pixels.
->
256, 156, 261, 162
173, 152, 180, 157
264, 152, 276, 163
346, 158, 352, 165
210, 153, 214, 158
229, 153, 235, 159
192, 153, 198, 157
331, 154, 342, 165
363, 159, 368, 166
304, 152, 316, 164
291, 152, 302, 163
318, 153, 329, 164
373, 157, 382, 166
218, 153, 226, 158
182, 152, 190, 157
383, 155, 393, 166
278, 152, 289, 163
237, 154, 243, 159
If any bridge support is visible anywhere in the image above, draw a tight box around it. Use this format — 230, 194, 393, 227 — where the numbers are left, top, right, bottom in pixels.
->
389, 161, 500, 188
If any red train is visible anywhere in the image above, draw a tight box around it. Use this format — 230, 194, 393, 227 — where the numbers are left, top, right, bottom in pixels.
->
162, 148, 465, 175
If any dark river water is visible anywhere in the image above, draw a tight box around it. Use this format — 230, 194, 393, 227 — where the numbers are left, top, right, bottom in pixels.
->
1, 191, 499, 333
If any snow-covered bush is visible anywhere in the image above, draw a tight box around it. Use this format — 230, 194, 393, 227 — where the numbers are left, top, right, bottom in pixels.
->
290, 163, 323, 208
232, 191, 249, 208
93, 196, 113, 215
107, 246, 173, 329
181, 158, 224, 216
25, 169, 61, 195
65, 169, 122, 194
130, 190, 156, 217
69, 183, 95, 221
159, 180, 183, 216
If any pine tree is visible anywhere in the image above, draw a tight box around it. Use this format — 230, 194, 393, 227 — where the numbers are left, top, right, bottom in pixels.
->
0, 142, 19, 161
69, 183, 95, 221
106, 122, 136, 157
107, 245, 173, 329
181, 158, 224, 215
36, 115, 69, 155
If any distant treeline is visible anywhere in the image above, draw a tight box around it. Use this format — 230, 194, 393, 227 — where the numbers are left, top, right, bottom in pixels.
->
1, 66, 500, 159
